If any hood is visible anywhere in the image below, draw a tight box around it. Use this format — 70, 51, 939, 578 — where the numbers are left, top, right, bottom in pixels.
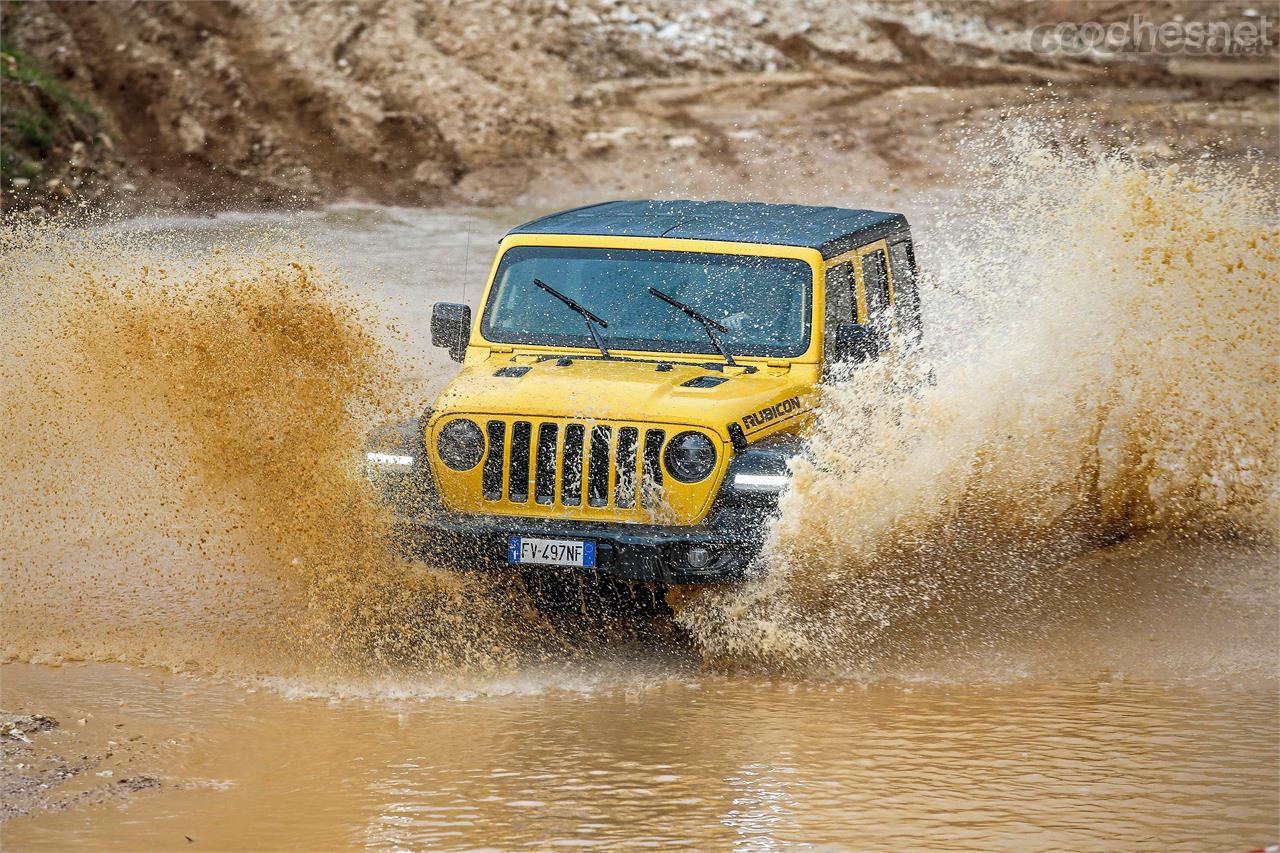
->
431, 355, 812, 440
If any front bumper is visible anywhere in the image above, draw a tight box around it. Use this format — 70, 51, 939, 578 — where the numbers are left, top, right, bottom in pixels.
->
391, 507, 770, 585
369, 417, 792, 585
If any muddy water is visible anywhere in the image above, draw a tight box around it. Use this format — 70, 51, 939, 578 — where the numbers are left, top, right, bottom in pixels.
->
3, 151, 1279, 849
100, 204, 525, 397
3, 650, 1278, 851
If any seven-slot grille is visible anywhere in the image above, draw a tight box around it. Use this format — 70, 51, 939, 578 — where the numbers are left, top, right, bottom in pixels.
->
480, 419, 667, 512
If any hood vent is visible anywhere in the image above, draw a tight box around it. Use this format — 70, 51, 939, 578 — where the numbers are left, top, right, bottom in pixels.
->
494, 366, 531, 378
681, 375, 727, 388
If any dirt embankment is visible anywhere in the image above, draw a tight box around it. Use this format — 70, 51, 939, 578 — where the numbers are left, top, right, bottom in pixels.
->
1, 0, 1276, 215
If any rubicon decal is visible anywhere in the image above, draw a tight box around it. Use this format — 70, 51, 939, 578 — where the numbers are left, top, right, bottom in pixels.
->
742, 396, 804, 432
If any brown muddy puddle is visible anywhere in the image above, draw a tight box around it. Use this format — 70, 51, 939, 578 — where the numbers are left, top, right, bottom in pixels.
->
3, 151, 1279, 851
3, 662, 1276, 851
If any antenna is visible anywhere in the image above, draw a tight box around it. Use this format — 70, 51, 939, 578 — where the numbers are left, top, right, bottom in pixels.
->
461, 215, 472, 305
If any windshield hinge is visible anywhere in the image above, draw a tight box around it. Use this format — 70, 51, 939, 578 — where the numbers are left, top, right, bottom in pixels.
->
488, 345, 515, 355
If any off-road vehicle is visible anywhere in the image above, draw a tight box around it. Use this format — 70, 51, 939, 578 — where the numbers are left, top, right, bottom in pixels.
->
367, 200, 921, 605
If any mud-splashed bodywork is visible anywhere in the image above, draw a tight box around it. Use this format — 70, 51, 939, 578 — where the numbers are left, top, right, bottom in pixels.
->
382, 201, 922, 586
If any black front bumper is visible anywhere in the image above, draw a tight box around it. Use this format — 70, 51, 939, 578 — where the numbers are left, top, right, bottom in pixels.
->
392, 507, 770, 585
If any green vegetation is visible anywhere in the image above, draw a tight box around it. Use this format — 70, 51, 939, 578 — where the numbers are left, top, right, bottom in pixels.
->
7, 105, 54, 152
0, 147, 40, 182
1, 41, 95, 118
0, 39, 107, 189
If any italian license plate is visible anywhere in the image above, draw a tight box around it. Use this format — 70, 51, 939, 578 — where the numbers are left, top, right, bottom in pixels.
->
507, 536, 596, 568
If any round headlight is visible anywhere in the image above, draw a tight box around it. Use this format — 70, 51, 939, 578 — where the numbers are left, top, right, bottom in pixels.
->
664, 431, 717, 483
437, 418, 484, 471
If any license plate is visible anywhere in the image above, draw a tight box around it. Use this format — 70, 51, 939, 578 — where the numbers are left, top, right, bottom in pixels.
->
507, 536, 595, 568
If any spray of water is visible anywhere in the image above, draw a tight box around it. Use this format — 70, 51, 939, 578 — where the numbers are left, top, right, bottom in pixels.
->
674, 139, 1278, 673
0, 222, 533, 676
2, 137, 1275, 684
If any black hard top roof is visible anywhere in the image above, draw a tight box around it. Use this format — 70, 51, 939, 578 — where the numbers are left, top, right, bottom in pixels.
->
506, 200, 909, 259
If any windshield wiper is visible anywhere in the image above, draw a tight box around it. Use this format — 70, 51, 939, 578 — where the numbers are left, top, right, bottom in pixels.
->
646, 286, 737, 367
533, 278, 611, 359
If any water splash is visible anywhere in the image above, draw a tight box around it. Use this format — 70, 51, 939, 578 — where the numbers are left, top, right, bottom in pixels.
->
675, 139, 1278, 673
2, 139, 1275, 687
0, 221, 533, 676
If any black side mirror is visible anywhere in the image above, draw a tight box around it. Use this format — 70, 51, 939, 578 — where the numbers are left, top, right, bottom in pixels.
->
430, 302, 472, 363
832, 322, 885, 366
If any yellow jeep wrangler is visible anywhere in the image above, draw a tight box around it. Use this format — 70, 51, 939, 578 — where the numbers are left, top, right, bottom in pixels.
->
368, 200, 921, 603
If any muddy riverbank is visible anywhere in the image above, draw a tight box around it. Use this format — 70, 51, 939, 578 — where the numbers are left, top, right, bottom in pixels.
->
2, 0, 1276, 215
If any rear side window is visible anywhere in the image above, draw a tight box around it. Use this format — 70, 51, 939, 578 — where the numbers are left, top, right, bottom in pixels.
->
823, 261, 855, 361
825, 261, 854, 325
888, 240, 922, 339
861, 249, 891, 318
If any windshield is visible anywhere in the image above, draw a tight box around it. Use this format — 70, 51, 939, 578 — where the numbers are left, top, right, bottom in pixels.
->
480, 246, 813, 358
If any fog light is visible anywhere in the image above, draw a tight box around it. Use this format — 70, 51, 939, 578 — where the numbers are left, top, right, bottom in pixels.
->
685, 546, 713, 568
365, 452, 415, 470
733, 473, 789, 493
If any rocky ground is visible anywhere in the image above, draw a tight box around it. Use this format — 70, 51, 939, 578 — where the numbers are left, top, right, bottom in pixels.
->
1, 0, 1276, 215
0, 711, 164, 821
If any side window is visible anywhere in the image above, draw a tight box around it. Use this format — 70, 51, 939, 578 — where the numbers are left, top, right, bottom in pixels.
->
888, 239, 922, 339
861, 248, 891, 319
823, 261, 854, 361
826, 262, 854, 324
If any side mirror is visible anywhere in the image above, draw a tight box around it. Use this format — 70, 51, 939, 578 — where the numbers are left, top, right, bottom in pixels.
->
832, 322, 885, 366
430, 302, 472, 363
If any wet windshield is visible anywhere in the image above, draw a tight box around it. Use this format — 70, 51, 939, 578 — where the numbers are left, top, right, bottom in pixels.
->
481, 246, 812, 358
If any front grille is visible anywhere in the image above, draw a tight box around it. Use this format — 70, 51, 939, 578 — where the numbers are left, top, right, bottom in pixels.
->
615, 427, 639, 508
480, 419, 666, 513
534, 424, 557, 505
508, 421, 533, 502
482, 421, 505, 501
